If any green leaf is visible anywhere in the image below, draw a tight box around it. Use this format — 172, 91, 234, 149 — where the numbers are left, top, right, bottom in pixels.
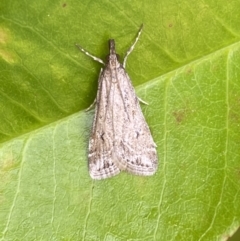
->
1, 0, 240, 240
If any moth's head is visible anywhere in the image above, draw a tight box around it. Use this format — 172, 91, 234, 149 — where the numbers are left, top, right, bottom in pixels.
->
106, 39, 120, 66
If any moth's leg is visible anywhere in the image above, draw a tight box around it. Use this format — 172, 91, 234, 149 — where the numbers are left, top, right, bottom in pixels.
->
85, 99, 96, 111
85, 68, 103, 111
138, 97, 148, 105
123, 24, 144, 68
75, 44, 105, 65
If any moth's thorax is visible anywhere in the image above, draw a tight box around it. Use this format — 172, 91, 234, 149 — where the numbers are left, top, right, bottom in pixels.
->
107, 54, 121, 69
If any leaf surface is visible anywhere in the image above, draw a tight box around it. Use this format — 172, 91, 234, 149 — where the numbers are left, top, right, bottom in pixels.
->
0, 0, 240, 240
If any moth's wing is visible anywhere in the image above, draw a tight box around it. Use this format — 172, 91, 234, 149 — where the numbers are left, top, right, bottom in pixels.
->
112, 67, 158, 176
88, 69, 120, 180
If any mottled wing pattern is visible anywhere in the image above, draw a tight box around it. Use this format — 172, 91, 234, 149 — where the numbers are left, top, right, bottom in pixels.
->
111, 67, 158, 175
88, 66, 157, 179
88, 69, 121, 180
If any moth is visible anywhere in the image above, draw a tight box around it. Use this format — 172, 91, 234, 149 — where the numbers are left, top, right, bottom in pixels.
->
76, 24, 158, 180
